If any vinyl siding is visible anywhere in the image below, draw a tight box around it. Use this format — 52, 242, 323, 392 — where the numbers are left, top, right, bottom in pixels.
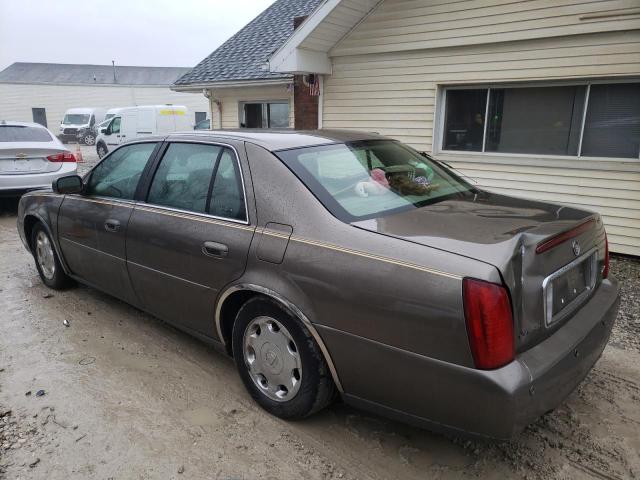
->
299, 0, 381, 52
331, 0, 640, 56
208, 84, 294, 129
0, 83, 210, 130
322, 27, 640, 255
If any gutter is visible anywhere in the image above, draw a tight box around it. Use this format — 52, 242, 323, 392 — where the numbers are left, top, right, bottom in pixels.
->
171, 77, 292, 92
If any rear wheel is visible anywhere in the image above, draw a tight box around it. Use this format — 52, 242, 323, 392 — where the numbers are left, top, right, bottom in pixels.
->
31, 223, 73, 290
83, 133, 96, 146
232, 297, 336, 419
97, 142, 107, 159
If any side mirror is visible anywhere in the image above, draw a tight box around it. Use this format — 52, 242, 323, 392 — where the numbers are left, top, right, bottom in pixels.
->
100, 127, 107, 134
52, 175, 83, 195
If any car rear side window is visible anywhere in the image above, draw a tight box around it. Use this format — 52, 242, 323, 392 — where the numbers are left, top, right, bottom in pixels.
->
86, 142, 158, 200
147, 143, 245, 221
0, 126, 52, 142
209, 150, 246, 221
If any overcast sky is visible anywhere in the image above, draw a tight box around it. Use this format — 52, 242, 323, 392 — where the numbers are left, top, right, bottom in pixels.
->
0, 0, 276, 71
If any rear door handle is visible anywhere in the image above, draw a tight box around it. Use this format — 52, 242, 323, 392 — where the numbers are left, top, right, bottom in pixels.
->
104, 219, 121, 232
202, 241, 228, 258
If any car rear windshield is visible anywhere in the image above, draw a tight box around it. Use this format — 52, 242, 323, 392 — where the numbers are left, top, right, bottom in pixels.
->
0, 126, 53, 142
63, 114, 90, 125
276, 140, 474, 222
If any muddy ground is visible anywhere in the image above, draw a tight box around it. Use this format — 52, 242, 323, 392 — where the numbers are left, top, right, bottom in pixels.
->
1, 161, 639, 479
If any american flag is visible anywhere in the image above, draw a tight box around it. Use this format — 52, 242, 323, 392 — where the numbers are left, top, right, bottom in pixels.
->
309, 75, 320, 96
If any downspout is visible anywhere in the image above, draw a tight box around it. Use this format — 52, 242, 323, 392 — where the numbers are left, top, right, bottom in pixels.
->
318, 74, 324, 130
206, 89, 223, 129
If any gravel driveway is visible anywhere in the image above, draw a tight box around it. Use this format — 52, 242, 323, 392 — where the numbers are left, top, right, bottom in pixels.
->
0, 193, 639, 480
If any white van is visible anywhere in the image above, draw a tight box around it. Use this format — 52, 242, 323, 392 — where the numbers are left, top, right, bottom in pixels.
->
59, 107, 107, 145
96, 105, 191, 158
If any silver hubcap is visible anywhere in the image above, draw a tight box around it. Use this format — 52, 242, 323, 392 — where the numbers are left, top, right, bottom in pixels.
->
243, 316, 302, 402
85, 135, 95, 145
35, 231, 55, 280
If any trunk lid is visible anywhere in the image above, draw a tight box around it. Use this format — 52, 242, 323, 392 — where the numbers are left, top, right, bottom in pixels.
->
352, 190, 606, 350
0, 145, 64, 174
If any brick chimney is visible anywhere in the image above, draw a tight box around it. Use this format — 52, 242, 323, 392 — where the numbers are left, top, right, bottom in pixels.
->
292, 15, 319, 130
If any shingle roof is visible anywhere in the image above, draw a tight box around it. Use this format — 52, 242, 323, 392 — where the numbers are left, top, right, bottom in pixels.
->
0, 62, 192, 86
173, 0, 323, 86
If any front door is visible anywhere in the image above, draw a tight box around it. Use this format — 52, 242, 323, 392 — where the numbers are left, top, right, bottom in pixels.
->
57, 141, 159, 304
126, 141, 255, 337
105, 116, 122, 148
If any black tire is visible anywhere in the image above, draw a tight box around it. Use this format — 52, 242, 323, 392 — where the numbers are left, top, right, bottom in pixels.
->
97, 143, 107, 159
30, 223, 73, 290
232, 297, 336, 419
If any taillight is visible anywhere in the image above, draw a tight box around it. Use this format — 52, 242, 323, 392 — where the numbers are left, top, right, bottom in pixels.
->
463, 278, 515, 370
602, 233, 610, 279
47, 152, 76, 163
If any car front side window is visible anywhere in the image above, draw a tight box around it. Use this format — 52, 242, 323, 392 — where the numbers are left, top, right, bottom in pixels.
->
110, 117, 121, 134
86, 142, 157, 200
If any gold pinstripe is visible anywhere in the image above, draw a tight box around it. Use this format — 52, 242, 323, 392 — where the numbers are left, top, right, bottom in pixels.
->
260, 229, 461, 280
31, 194, 459, 280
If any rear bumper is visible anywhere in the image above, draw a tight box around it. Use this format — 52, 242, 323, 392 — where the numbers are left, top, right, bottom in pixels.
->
0, 164, 77, 192
321, 278, 619, 440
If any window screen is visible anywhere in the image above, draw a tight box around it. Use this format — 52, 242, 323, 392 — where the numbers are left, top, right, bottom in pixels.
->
485, 86, 586, 156
240, 102, 289, 128
581, 83, 640, 159
442, 81, 640, 159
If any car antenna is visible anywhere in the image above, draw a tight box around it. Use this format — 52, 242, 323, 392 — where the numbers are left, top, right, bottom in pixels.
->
419, 151, 479, 186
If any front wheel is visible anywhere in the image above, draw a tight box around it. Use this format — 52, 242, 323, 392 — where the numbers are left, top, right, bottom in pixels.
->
31, 223, 73, 290
232, 297, 336, 419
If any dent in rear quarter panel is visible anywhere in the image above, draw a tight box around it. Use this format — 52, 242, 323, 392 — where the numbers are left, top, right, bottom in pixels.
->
242, 143, 501, 389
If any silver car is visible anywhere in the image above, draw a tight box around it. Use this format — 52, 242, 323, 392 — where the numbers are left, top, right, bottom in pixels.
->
0, 121, 78, 194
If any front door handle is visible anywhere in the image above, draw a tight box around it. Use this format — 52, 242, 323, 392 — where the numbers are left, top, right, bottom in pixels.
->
202, 241, 228, 258
104, 219, 121, 232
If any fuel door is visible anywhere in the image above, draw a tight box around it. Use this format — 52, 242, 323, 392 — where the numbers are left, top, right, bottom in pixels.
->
257, 222, 293, 264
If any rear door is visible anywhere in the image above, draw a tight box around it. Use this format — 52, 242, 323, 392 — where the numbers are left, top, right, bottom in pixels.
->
57, 141, 160, 304
126, 141, 255, 337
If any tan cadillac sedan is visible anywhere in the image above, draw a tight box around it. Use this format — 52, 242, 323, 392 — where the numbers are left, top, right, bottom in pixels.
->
17, 130, 619, 439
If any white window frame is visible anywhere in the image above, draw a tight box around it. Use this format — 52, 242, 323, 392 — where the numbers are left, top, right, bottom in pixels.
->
238, 100, 291, 129
434, 78, 640, 161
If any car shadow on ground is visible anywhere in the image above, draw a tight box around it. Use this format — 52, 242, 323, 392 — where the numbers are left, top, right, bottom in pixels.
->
0, 197, 19, 216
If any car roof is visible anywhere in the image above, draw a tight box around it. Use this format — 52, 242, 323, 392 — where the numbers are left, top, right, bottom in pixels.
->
0, 120, 48, 129
166, 129, 389, 151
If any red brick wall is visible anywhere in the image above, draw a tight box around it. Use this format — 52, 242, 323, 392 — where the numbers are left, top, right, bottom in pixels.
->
294, 74, 319, 130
